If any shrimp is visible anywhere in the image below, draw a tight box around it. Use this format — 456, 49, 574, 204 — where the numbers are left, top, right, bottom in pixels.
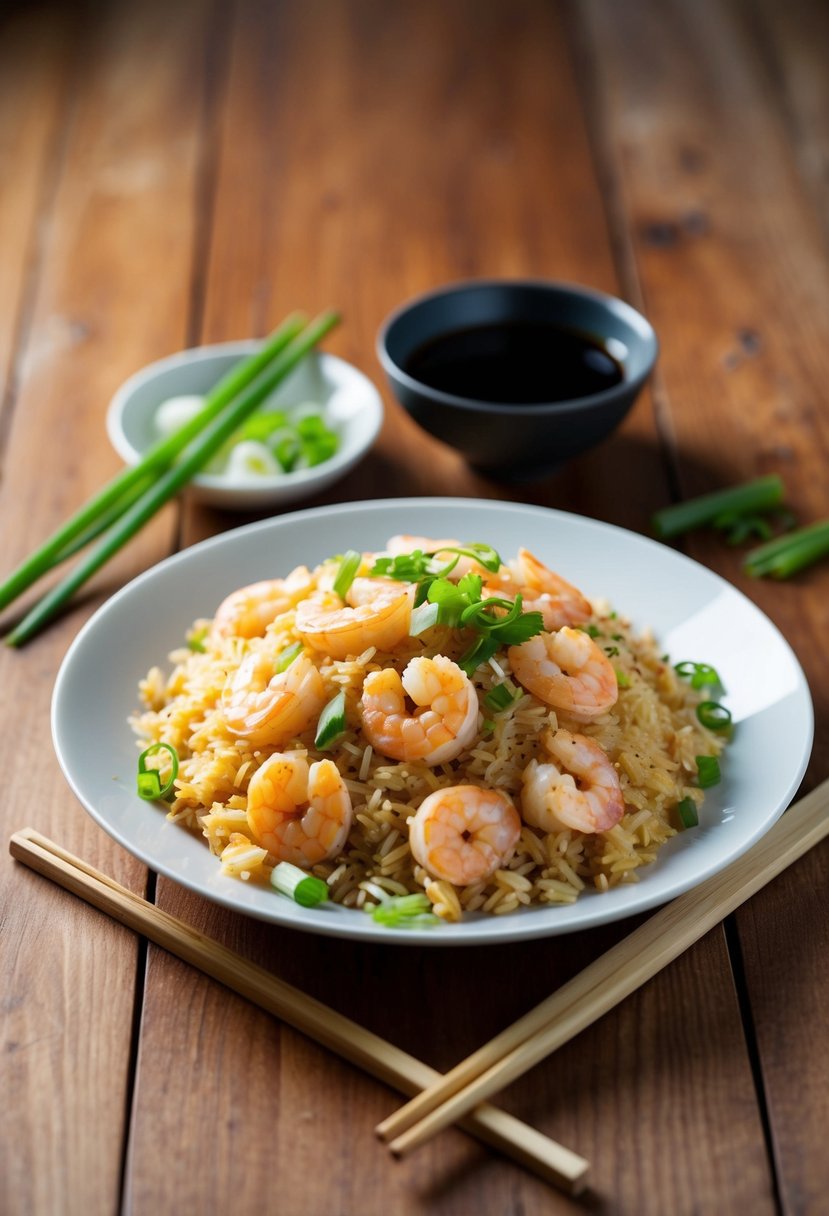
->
521, 729, 624, 834
246, 752, 353, 866
360, 654, 479, 764
295, 581, 414, 660
409, 785, 521, 885
221, 650, 326, 746
484, 548, 591, 631
211, 566, 313, 641
508, 625, 618, 721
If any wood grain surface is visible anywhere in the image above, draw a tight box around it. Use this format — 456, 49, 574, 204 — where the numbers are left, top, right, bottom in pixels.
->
1, 2, 827, 1214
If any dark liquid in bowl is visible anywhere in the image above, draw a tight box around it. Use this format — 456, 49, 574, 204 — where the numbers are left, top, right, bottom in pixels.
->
404, 321, 623, 404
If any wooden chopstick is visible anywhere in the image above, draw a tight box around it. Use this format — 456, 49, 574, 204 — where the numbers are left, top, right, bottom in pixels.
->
379, 776, 829, 1157
8, 828, 589, 1195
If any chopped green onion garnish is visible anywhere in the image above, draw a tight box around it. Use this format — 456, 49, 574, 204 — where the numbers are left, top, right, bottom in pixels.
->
615, 668, 631, 688
409, 601, 441, 636
270, 861, 328, 907
370, 893, 439, 927
676, 797, 699, 829
458, 634, 500, 676
696, 700, 732, 732
274, 641, 303, 673
426, 543, 502, 573
314, 690, 347, 750
137, 742, 179, 801
137, 771, 162, 799
674, 661, 723, 691
481, 718, 495, 736
696, 755, 721, 789
578, 623, 602, 638
744, 518, 829, 579
187, 626, 208, 653
604, 645, 619, 658
333, 550, 361, 599
652, 475, 785, 539
295, 413, 327, 438
484, 682, 517, 712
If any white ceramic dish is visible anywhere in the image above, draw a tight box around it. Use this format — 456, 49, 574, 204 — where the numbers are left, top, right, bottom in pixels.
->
51, 498, 813, 945
106, 341, 383, 510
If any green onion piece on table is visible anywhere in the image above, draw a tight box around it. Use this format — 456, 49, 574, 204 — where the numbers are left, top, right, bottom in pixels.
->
676, 797, 699, 829
270, 861, 329, 907
696, 755, 721, 789
333, 550, 362, 599
137, 742, 179, 801
314, 690, 347, 750
371, 893, 439, 927
696, 701, 732, 732
651, 475, 785, 539
744, 519, 829, 579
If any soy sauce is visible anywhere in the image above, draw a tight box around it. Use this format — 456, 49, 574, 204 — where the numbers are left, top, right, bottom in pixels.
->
405, 320, 623, 404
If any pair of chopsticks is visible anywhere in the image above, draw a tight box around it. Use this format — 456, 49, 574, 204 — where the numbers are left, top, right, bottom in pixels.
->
1, 310, 338, 646
9, 828, 590, 1194
376, 776, 829, 1156
11, 776, 827, 1193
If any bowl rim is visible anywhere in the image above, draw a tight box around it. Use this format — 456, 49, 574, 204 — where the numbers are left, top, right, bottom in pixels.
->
376, 277, 659, 415
106, 340, 384, 491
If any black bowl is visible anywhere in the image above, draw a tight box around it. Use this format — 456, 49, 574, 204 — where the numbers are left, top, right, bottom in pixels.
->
377, 279, 658, 480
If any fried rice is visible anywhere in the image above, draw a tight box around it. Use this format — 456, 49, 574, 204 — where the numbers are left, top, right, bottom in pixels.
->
131, 546, 725, 923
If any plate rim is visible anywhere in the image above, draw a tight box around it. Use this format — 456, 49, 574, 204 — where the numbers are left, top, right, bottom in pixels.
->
51, 496, 814, 945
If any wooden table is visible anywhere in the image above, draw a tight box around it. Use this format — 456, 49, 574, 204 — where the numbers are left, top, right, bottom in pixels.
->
2, 2, 827, 1212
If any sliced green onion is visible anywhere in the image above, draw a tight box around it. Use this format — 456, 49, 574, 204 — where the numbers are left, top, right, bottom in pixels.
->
484, 682, 517, 712
676, 797, 699, 829
187, 626, 208, 653
314, 690, 347, 750
744, 518, 829, 579
578, 623, 602, 638
270, 861, 329, 907
333, 550, 362, 599
460, 594, 521, 632
674, 661, 723, 691
615, 668, 631, 689
137, 742, 179, 801
302, 431, 339, 467
409, 601, 441, 636
137, 771, 162, 799
458, 634, 500, 676
274, 434, 300, 471
481, 718, 495, 736
241, 410, 289, 442
604, 645, 619, 657
295, 413, 327, 438
696, 755, 721, 789
274, 641, 303, 673
371, 893, 439, 927
696, 700, 732, 732
652, 475, 785, 539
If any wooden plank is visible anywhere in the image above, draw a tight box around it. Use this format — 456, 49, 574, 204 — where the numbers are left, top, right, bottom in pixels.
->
126, 2, 772, 1212
0, 3, 73, 427
580, 0, 829, 1209
0, 2, 213, 1213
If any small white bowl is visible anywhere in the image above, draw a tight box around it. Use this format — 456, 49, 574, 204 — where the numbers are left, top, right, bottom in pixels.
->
106, 340, 383, 510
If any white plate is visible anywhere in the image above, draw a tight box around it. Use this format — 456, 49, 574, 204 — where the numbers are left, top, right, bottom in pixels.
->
52, 498, 813, 945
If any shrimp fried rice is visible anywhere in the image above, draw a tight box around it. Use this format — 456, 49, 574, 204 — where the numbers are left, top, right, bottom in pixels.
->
132, 539, 726, 923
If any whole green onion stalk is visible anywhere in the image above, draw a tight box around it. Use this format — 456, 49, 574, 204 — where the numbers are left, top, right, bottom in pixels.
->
6, 311, 339, 646
0, 313, 307, 616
